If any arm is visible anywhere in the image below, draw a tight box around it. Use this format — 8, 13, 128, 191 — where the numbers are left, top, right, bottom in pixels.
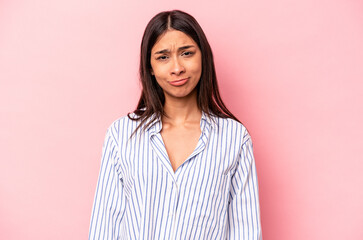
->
227, 132, 262, 239
89, 126, 126, 239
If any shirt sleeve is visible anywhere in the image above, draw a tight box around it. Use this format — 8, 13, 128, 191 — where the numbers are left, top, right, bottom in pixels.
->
89, 127, 127, 239
227, 132, 262, 239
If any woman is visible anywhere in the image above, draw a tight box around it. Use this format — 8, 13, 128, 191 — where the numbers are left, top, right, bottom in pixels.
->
89, 10, 262, 239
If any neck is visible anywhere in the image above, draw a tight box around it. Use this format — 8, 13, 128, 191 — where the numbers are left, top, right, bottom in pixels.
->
162, 89, 201, 125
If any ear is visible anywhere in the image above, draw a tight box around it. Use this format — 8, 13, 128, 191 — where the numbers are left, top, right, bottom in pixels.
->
150, 68, 154, 75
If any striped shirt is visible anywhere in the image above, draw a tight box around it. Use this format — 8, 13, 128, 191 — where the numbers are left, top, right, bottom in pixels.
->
89, 112, 262, 239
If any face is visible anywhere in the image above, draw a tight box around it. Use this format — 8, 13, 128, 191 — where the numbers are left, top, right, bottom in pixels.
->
150, 30, 202, 100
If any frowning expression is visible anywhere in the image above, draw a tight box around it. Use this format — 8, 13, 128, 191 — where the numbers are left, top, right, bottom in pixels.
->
150, 30, 202, 100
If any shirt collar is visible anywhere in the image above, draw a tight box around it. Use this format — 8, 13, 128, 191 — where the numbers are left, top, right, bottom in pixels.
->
201, 111, 216, 129
144, 114, 161, 136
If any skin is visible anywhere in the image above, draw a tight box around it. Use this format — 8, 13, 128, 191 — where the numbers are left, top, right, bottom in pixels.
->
150, 29, 203, 172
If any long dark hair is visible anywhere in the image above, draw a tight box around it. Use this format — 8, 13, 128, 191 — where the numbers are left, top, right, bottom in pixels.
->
128, 10, 239, 131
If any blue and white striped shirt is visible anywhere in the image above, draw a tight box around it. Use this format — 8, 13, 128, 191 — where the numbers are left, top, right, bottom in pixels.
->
89, 112, 262, 239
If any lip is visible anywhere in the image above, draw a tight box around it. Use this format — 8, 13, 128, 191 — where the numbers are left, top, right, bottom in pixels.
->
169, 78, 189, 86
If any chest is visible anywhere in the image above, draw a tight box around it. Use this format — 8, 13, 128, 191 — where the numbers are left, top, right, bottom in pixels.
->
161, 126, 201, 172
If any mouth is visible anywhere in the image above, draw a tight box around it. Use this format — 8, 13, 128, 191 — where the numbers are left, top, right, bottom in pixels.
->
169, 78, 189, 86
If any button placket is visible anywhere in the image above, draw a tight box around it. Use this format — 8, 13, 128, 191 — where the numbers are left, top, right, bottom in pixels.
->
170, 181, 179, 239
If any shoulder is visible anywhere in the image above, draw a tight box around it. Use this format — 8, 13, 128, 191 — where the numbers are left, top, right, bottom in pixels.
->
104, 113, 143, 143
210, 115, 251, 144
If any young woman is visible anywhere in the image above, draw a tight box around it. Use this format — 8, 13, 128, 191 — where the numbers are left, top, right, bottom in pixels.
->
89, 10, 262, 239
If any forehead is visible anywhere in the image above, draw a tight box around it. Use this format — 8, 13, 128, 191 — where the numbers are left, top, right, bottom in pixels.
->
151, 30, 197, 51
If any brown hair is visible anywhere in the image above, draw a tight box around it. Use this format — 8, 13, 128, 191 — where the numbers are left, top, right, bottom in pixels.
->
128, 10, 239, 131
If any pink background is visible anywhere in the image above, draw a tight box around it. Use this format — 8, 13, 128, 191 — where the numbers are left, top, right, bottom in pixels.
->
1, 0, 362, 239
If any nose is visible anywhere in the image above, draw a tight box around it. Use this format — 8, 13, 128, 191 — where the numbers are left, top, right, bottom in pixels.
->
171, 58, 185, 75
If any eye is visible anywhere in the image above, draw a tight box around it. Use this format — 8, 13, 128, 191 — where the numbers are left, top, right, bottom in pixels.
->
182, 51, 194, 57
157, 55, 168, 60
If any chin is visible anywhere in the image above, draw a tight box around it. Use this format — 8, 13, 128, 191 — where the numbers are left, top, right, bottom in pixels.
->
169, 93, 190, 98
167, 89, 197, 99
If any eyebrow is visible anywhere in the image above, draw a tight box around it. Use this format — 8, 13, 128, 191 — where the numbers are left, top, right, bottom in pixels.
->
154, 45, 195, 55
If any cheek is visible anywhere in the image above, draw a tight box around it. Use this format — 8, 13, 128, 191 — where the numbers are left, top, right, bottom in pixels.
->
152, 65, 168, 79
153, 71, 168, 87
188, 60, 202, 75
190, 54, 202, 72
